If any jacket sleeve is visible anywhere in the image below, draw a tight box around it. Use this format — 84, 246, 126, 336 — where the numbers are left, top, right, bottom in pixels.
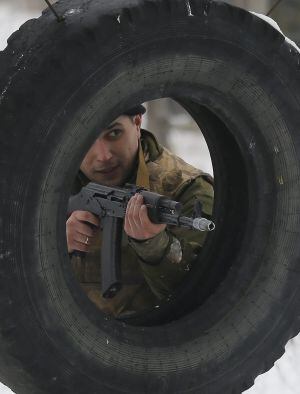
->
128, 176, 214, 300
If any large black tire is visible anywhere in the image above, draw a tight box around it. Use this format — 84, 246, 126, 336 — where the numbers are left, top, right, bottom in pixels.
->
0, 0, 300, 393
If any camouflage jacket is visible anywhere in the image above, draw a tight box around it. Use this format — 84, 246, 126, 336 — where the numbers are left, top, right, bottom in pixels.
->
70, 130, 214, 317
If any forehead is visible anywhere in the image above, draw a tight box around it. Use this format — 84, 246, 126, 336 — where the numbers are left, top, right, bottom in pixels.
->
106, 115, 128, 129
99, 115, 131, 138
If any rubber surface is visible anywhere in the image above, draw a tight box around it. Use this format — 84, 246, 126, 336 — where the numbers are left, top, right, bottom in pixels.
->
0, 0, 300, 393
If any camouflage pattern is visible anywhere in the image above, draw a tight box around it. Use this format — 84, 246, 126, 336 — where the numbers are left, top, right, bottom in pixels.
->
70, 130, 214, 317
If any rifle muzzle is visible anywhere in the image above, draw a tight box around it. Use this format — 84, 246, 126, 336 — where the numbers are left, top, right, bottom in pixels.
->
192, 217, 215, 231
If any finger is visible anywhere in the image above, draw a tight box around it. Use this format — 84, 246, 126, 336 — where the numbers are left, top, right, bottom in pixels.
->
139, 205, 167, 234
71, 240, 89, 253
73, 211, 100, 227
66, 216, 98, 253
124, 213, 132, 236
125, 196, 134, 235
139, 204, 153, 228
74, 221, 96, 238
74, 232, 92, 246
66, 217, 97, 241
131, 194, 143, 228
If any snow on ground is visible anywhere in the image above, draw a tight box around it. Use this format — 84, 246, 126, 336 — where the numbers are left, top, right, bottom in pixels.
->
0, 5, 299, 394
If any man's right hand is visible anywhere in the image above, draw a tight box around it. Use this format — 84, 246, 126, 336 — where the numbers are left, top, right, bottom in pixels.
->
66, 211, 100, 253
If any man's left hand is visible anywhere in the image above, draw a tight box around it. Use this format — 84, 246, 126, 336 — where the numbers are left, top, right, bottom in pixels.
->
124, 194, 166, 240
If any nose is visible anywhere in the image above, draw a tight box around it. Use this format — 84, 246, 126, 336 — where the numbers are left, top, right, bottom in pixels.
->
93, 139, 113, 162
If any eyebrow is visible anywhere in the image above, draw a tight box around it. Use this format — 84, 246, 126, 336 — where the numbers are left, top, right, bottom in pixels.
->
106, 122, 123, 130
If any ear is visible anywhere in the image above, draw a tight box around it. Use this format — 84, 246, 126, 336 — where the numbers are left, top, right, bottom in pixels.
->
134, 114, 142, 127
134, 114, 142, 137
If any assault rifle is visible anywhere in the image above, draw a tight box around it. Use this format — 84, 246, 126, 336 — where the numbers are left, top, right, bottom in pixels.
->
68, 183, 215, 299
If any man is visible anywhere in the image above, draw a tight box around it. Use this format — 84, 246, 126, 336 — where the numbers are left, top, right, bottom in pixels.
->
67, 105, 214, 317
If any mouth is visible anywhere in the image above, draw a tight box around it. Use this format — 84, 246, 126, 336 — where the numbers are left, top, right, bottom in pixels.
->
94, 165, 119, 175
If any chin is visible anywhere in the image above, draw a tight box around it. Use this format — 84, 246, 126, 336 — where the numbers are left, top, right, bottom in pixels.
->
93, 177, 121, 187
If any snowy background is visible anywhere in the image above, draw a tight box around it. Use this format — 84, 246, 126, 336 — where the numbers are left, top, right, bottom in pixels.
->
0, 1, 299, 393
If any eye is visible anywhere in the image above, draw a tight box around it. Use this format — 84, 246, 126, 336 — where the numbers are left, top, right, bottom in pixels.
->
107, 129, 122, 139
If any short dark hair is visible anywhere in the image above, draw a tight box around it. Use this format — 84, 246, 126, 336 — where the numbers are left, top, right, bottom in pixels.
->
128, 115, 136, 124
123, 105, 146, 116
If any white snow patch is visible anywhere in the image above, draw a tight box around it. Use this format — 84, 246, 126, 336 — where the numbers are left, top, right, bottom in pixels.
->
251, 12, 300, 53
245, 335, 300, 394
0, 5, 41, 51
168, 128, 213, 176
64, 8, 82, 16
185, 0, 194, 17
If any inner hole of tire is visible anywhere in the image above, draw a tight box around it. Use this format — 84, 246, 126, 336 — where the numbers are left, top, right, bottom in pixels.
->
67, 97, 248, 326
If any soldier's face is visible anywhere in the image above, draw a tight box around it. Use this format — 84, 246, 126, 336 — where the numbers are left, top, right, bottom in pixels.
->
80, 115, 142, 186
